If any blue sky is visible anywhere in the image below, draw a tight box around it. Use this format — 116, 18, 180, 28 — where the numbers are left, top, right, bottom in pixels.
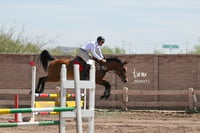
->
1, 0, 200, 54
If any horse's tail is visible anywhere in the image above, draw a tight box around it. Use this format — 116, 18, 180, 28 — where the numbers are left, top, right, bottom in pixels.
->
39, 50, 55, 72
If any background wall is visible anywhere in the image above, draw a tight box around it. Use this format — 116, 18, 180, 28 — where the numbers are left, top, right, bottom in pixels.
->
0, 54, 200, 109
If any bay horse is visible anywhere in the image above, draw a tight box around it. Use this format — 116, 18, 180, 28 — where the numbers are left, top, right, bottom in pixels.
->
36, 50, 128, 99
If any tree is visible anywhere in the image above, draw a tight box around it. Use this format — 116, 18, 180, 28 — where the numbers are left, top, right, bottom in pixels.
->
102, 46, 114, 54
0, 26, 43, 54
153, 50, 164, 54
0, 25, 55, 54
48, 47, 65, 55
0, 25, 126, 55
193, 38, 200, 54
102, 46, 125, 54
114, 47, 125, 54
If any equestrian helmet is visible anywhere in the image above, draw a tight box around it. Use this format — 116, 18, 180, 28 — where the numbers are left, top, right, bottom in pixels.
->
97, 36, 105, 43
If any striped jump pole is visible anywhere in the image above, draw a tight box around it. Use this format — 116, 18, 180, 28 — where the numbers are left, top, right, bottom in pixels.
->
35, 93, 85, 98
0, 120, 59, 127
0, 107, 75, 114
8, 94, 23, 122
35, 112, 59, 115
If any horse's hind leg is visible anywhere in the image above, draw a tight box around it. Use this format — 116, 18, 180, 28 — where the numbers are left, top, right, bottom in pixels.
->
35, 76, 46, 93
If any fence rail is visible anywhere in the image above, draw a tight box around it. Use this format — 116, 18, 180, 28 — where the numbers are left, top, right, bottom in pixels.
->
96, 88, 199, 111
1, 88, 200, 111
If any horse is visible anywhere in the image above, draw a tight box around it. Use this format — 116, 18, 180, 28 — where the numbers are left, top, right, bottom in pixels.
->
36, 50, 129, 99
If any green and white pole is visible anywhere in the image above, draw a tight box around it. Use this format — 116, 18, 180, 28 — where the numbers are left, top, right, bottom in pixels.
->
0, 121, 59, 127
0, 107, 75, 114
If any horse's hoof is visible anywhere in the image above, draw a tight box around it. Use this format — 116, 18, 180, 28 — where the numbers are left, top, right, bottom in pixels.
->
100, 94, 110, 99
35, 91, 41, 94
100, 95, 105, 99
105, 94, 110, 99
35, 89, 43, 94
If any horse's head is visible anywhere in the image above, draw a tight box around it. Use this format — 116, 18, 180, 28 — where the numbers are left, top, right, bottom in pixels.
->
116, 60, 129, 83
106, 58, 129, 83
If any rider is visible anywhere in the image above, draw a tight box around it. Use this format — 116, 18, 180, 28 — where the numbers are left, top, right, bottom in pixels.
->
77, 36, 106, 80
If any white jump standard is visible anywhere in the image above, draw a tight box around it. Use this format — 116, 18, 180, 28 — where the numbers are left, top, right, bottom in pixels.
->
59, 63, 96, 133
0, 62, 96, 133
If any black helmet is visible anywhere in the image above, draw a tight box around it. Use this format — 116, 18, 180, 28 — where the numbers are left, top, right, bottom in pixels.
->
97, 36, 105, 43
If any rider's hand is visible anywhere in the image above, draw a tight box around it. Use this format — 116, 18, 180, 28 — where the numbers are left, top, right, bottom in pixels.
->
101, 59, 106, 63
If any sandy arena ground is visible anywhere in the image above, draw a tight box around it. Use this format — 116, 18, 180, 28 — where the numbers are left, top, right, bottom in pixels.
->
1, 109, 200, 133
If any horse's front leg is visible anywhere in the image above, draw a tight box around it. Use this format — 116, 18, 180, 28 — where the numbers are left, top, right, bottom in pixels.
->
97, 79, 111, 99
102, 81, 111, 99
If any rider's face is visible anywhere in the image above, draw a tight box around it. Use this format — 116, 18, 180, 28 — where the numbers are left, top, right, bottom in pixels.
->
98, 41, 104, 46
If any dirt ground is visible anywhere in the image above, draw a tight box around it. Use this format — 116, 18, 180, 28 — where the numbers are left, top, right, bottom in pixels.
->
1, 109, 200, 133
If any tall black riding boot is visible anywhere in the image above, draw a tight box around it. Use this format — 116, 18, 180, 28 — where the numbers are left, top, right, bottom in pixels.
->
81, 64, 90, 80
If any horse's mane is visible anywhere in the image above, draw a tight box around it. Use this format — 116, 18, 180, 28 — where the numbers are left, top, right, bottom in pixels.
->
105, 57, 122, 63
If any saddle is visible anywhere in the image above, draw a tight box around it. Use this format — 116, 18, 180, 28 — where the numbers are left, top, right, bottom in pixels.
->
73, 56, 85, 71
73, 56, 106, 70
72, 56, 90, 80
72, 56, 106, 80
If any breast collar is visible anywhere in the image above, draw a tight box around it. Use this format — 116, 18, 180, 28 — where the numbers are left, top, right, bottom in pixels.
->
95, 63, 107, 71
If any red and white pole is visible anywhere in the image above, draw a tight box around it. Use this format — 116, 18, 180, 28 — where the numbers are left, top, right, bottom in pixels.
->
9, 94, 22, 122
14, 94, 19, 122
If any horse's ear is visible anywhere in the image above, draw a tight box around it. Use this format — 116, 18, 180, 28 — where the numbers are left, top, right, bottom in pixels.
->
123, 61, 129, 65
